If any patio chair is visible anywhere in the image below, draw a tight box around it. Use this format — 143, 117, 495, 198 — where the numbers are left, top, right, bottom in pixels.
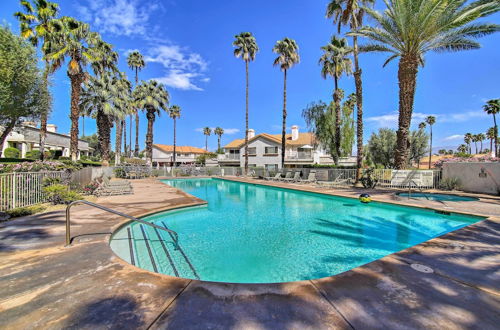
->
102, 176, 131, 187
95, 178, 133, 197
265, 173, 281, 181
317, 173, 351, 188
299, 172, 316, 184
277, 171, 292, 182
283, 172, 301, 183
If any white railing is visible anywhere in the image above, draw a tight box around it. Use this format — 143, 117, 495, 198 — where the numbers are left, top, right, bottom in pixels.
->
0, 171, 67, 211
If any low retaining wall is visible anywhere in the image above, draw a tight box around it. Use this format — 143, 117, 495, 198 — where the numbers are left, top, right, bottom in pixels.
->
442, 162, 500, 195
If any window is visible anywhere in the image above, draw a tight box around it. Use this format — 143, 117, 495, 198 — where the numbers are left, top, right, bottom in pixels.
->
265, 146, 278, 154
265, 164, 277, 171
247, 147, 256, 155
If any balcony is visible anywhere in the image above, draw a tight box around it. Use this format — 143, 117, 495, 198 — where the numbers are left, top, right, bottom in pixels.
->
218, 154, 240, 162
286, 152, 313, 160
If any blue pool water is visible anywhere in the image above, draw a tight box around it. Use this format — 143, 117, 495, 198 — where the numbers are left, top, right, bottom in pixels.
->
110, 178, 481, 283
397, 192, 479, 202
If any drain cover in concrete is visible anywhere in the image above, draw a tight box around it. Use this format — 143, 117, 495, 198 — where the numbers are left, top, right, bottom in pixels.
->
410, 263, 434, 273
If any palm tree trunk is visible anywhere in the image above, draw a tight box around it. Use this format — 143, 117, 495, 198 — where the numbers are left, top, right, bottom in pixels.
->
480, 139, 483, 153
145, 108, 154, 166
173, 118, 177, 166
69, 72, 83, 161
39, 60, 51, 161
129, 115, 132, 157
493, 114, 498, 157
353, 35, 364, 183
244, 60, 249, 174
82, 115, 85, 137
333, 75, 341, 166
115, 120, 122, 165
475, 142, 478, 154
123, 119, 127, 158
97, 110, 111, 166
205, 135, 208, 151
394, 55, 419, 169
135, 68, 140, 157
428, 125, 432, 169
281, 69, 287, 169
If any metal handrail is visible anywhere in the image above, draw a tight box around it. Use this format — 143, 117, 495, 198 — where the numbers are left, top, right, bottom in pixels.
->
407, 179, 430, 200
65, 200, 179, 248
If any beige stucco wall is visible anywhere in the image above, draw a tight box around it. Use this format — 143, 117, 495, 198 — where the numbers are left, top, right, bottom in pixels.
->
442, 162, 500, 195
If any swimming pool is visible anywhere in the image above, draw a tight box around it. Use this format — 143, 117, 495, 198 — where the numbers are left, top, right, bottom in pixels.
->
110, 178, 482, 283
397, 192, 479, 202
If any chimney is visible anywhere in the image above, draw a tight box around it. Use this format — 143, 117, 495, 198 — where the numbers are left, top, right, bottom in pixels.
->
291, 125, 299, 141
47, 124, 57, 133
247, 129, 255, 139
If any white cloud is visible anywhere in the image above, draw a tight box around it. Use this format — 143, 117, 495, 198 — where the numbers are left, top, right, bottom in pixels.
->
443, 134, 464, 141
440, 111, 487, 123
76, 0, 160, 36
366, 110, 487, 128
145, 45, 209, 91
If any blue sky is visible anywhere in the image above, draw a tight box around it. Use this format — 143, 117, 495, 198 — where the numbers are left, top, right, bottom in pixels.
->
1, 0, 499, 151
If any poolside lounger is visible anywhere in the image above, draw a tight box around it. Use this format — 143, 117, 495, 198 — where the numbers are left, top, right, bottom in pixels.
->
277, 172, 292, 182
102, 176, 131, 187
317, 174, 352, 188
283, 172, 301, 183
265, 173, 281, 181
299, 172, 316, 184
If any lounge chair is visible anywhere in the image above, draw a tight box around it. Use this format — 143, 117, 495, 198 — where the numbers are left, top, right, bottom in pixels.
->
283, 172, 301, 183
299, 172, 316, 184
317, 173, 352, 188
265, 173, 281, 181
277, 172, 292, 182
102, 176, 131, 187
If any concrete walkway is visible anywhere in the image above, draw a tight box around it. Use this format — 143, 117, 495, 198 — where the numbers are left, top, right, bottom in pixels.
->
0, 178, 499, 329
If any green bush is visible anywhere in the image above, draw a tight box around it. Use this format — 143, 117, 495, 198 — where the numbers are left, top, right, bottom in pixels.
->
439, 177, 462, 191
6, 204, 47, 218
43, 184, 82, 205
4, 147, 20, 158
25, 150, 41, 159
114, 167, 126, 178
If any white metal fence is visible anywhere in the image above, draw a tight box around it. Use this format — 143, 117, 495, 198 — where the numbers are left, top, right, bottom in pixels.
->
0, 171, 67, 211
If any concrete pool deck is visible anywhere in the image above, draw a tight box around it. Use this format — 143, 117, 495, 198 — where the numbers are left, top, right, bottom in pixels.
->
0, 177, 499, 329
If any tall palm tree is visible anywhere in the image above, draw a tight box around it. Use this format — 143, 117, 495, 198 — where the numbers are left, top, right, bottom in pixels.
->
273, 37, 300, 168
169, 105, 181, 166
203, 127, 211, 151
486, 127, 496, 154
127, 51, 146, 157
464, 133, 473, 155
477, 133, 485, 154
417, 122, 426, 167
214, 127, 224, 153
472, 134, 479, 154
352, 0, 500, 168
133, 80, 169, 166
45, 16, 101, 161
484, 99, 499, 156
113, 74, 133, 165
14, 0, 59, 161
319, 36, 352, 165
80, 73, 128, 166
326, 0, 374, 182
425, 116, 435, 169
233, 32, 259, 174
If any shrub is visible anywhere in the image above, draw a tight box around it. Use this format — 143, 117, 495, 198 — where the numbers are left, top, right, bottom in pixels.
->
43, 184, 82, 204
114, 167, 126, 178
42, 176, 61, 187
6, 204, 46, 218
4, 147, 20, 158
83, 180, 100, 195
439, 177, 462, 191
25, 150, 41, 159
151, 169, 161, 177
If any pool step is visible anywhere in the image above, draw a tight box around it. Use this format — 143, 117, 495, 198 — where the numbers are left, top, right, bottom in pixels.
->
126, 223, 199, 280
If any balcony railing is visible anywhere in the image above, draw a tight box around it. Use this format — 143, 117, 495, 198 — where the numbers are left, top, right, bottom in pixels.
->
218, 154, 240, 161
286, 152, 313, 160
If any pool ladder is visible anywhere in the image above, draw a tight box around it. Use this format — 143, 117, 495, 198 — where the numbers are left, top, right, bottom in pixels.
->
407, 180, 431, 200
65, 200, 199, 279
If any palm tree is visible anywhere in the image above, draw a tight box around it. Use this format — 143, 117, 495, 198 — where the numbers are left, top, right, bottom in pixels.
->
233, 32, 259, 174
477, 133, 486, 154
214, 127, 224, 153
169, 105, 181, 166
127, 51, 146, 157
133, 80, 169, 166
472, 134, 479, 154
417, 122, 426, 167
45, 16, 101, 161
457, 144, 468, 154
352, 0, 500, 168
486, 127, 496, 155
14, 0, 59, 161
326, 0, 374, 182
425, 116, 435, 169
203, 127, 211, 151
319, 36, 352, 164
273, 38, 300, 168
80, 73, 129, 166
464, 133, 473, 154
113, 74, 133, 165
484, 99, 499, 156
